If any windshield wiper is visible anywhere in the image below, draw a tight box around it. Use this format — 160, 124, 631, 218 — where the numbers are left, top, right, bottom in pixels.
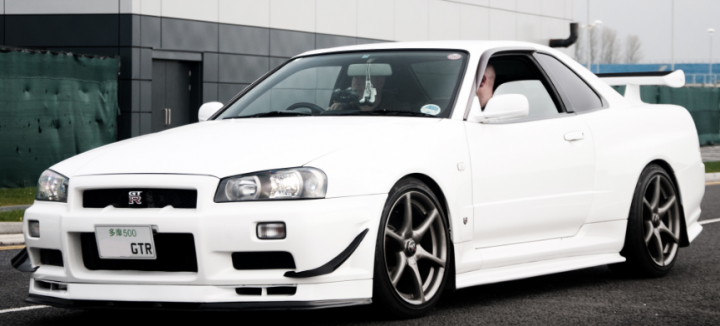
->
223, 111, 312, 119
371, 109, 437, 117
325, 109, 437, 118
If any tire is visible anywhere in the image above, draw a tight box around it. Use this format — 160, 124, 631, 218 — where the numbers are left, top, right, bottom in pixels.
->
610, 164, 682, 278
372, 178, 451, 318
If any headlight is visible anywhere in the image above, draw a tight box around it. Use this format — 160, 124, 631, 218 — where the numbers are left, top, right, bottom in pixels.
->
215, 167, 327, 202
35, 170, 69, 202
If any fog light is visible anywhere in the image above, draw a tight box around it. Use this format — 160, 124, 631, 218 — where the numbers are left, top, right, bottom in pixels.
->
29, 220, 40, 238
257, 222, 286, 239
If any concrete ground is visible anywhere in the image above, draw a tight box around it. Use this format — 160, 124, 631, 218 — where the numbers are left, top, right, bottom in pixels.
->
1, 186, 720, 325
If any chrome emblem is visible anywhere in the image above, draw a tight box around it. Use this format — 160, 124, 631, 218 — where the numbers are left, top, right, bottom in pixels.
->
405, 240, 417, 255
128, 191, 143, 205
463, 217, 468, 225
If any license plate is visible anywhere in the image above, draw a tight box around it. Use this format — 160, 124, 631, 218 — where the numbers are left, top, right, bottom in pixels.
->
95, 226, 156, 260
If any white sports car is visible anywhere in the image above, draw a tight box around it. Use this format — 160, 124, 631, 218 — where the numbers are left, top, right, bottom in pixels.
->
13, 41, 705, 317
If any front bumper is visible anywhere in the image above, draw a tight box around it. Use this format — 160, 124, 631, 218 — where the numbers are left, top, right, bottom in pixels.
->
21, 174, 386, 305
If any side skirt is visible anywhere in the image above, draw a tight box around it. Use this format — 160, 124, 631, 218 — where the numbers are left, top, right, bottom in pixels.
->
455, 253, 625, 289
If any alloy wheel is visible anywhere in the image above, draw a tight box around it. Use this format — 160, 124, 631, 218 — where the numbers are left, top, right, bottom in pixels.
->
642, 174, 681, 266
383, 191, 447, 305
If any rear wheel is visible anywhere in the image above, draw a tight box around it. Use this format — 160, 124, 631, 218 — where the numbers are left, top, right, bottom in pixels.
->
372, 178, 450, 318
610, 164, 682, 277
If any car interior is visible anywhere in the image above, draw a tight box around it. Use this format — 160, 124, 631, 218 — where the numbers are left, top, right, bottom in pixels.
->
488, 54, 565, 119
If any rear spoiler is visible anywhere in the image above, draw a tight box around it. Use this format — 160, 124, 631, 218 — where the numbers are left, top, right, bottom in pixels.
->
597, 70, 685, 104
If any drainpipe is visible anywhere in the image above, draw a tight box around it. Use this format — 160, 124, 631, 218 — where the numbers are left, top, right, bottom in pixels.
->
549, 22, 579, 48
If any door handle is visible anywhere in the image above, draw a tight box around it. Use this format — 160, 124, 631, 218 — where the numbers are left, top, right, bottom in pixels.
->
564, 131, 584, 141
164, 108, 172, 126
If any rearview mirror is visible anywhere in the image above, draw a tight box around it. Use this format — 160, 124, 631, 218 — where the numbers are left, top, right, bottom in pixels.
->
198, 102, 224, 122
347, 63, 392, 77
467, 94, 529, 123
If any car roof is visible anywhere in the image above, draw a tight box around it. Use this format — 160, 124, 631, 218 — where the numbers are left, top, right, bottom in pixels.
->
297, 40, 553, 58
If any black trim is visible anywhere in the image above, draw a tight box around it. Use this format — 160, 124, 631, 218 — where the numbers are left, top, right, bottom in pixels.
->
284, 228, 368, 278
596, 71, 673, 78
40, 249, 64, 267
232, 251, 296, 270
26, 294, 371, 311
11, 248, 38, 273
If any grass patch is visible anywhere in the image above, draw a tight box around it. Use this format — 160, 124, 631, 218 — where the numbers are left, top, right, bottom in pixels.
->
0, 209, 25, 222
706, 162, 720, 174
0, 187, 36, 207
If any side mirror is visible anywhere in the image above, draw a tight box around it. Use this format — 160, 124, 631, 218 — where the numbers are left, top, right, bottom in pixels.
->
467, 94, 529, 123
198, 102, 224, 122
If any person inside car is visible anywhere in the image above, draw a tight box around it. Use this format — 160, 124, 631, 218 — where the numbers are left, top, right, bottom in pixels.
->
327, 75, 410, 112
476, 64, 496, 109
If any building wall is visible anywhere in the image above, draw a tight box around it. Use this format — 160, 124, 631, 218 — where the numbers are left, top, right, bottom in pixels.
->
0, 0, 575, 139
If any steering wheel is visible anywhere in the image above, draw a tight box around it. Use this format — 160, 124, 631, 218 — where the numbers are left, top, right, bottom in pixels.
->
285, 102, 324, 114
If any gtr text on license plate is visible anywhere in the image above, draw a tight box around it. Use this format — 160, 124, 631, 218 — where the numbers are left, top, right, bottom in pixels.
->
95, 226, 156, 259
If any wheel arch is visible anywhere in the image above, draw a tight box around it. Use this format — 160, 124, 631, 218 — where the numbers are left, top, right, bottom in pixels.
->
645, 159, 690, 247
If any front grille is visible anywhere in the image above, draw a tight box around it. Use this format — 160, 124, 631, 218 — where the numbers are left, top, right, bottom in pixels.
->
40, 249, 64, 266
83, 188, 197, 209
80, 233, 198, 272
231, 252, 296, 270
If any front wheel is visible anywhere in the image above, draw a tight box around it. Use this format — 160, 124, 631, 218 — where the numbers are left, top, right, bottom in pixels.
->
610, 164, 682, 277
372, 178, 450, 318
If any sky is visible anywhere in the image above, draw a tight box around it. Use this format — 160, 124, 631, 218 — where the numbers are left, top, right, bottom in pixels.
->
573, 0, 720, 64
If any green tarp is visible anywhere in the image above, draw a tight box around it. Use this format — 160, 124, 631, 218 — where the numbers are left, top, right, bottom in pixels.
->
0, 49, 118, 188
613, 85, 720, 146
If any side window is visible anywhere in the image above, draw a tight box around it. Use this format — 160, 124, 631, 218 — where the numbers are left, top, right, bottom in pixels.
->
486, 55, 562, 119
534, 53, 603, 113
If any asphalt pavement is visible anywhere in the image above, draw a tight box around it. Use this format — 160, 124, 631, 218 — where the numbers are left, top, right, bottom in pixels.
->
2, 186, 720, 325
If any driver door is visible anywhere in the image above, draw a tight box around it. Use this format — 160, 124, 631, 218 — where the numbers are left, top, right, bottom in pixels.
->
465, 53, 595, 250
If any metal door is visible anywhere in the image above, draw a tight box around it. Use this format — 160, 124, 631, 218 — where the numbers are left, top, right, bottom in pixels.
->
151, 60, 199, 132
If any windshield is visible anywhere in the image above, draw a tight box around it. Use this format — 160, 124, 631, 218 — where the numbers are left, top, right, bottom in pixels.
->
215, 51, 468, 119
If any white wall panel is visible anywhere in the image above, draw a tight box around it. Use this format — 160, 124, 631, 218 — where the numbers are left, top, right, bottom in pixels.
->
141, 0, 161, 16
394, 0, 429, 41
429, 0, 460, 40
357, 0, 394, 40
542, 0, 566, 19
459, 4, 489, 40
5, 0, 120, 14
162, 0, 218, 22
564, 0, 573, 20
516, 13, 542, 43
120, 0, 140, 14
450, 0, 490, 6
488, 8, 515, 40
270, 0, 316, 33
0, 0, 4, 15
316, 0, 356, 37
220, 0, 270, 27
516, 0, 541, 15
489, 0, 515, 11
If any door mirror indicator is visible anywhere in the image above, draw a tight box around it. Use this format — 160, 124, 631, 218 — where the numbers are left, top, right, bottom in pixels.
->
467, 94, 529, 123
198, 102, 224, 122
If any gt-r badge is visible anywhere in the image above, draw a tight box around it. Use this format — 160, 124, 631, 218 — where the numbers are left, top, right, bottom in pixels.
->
128, 191, 143, 205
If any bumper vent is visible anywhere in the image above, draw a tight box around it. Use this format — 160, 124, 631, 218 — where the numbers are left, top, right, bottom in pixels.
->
231, 252, 296, 270
83, 188, 197, 209
80, 233, 198, 272
39, 249, 64, 267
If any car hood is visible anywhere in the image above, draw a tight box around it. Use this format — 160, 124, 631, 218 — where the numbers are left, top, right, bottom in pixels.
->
52, 117, 440, 178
